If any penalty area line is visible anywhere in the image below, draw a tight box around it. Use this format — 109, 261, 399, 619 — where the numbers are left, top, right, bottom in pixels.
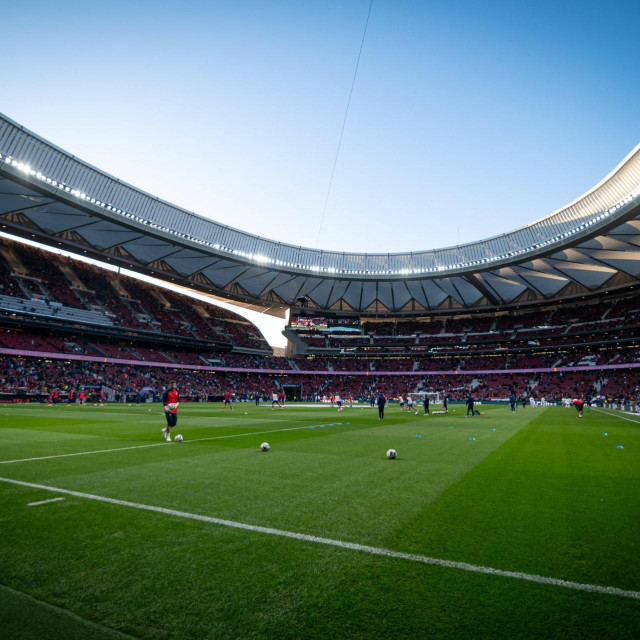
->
0, 423, 324, 466
1, 476, 639, 601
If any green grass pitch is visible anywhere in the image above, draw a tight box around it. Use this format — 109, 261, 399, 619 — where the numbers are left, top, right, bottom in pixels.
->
0, 401, 639, 639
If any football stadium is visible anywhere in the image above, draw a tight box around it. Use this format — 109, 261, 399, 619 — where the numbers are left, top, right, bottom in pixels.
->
2, 3, 640, 639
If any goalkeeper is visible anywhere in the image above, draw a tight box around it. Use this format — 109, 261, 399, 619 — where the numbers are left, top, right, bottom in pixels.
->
161, 381, 180, 442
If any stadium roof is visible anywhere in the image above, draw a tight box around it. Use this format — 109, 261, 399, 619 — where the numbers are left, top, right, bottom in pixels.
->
1, 112, 639, 317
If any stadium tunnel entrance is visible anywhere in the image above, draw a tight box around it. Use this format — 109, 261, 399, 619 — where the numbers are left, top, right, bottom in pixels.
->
283, 384, 301, 402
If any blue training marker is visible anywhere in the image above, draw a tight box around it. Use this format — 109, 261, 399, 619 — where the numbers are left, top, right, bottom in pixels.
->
449, 426, 454, 430
490, 428, 496, 432
469, 437, 476, 441
309, 426, 314, 429
602, 432, 608, 436
616, 445, 624, 449
415, 434, 421, 438
346, 422, 350, 425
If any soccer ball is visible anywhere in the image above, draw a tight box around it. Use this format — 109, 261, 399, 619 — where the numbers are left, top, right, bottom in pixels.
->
174, 434, 183, 442
260, 442, 270, 452
386, 449, 397, 459
168, 402, 178, 411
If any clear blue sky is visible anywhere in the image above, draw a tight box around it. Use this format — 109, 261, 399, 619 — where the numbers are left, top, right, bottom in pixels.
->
2, 0, 640, 345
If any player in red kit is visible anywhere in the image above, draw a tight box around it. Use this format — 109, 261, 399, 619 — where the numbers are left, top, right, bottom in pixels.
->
161, 382, 180, 441
223, 390, 233, 410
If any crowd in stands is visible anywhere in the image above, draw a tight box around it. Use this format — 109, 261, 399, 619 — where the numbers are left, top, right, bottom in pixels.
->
1, 355, 638, 406
2, 327, 639, 376
2, 238, 640, 407
293, 294, 640, 358
0, 238, 269, 351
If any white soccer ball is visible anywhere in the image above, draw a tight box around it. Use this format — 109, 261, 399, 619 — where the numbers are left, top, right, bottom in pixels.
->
167, 402, 178, 410
386, 449, 397, 459
260, 442, 270, 452
174, 434, 183, 442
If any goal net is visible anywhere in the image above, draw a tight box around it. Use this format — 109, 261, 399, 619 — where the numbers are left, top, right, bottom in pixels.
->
411, 391, 442, 405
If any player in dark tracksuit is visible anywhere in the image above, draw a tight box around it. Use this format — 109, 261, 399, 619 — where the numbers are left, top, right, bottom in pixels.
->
162, 382, 180, 441
377, 391, 386, 420
423, 395, 430, 415
466, 395, 475, 416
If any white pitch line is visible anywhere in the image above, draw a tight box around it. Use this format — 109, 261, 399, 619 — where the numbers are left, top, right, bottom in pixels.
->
1, 476, 638, 601
27, 497, 65, 507
0, 423, 328, 466
592, 407, 640, 424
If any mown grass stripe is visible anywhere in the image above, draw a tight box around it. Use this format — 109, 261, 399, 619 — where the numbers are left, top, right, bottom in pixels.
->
3, 475, 638, 601
0, 423, 321, 465
592, 408, 640, 424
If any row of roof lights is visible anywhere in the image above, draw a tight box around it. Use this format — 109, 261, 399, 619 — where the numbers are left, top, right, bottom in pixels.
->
2, 153, 639, 276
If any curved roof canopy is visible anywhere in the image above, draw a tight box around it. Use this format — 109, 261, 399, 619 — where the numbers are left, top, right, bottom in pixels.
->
1, 112, 639, 316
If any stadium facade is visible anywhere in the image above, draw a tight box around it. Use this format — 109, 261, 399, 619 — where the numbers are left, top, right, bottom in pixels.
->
1, 112, 640, 319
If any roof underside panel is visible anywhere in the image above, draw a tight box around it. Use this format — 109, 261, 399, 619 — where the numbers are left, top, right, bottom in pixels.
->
360, 281, 378, 309
326, 280, 351, 307
545, 257, 618, 287
74, 222, 144, 250
433, 278, 464, 305
236, 270, 279, 297
120, 239, 178, 264
477, 272, 528, 302
163, 251, 219, 276
448, 276, 484, 305
376, 281, 393, 309
305, 278, 334, 308
577, 236, 636, 251
578, 249, 640, 276
511, 266, 570, 296
389, 281, 412, 310
342, 281, 365, 310
419, 280, 449, 308
0, 193, 50, 215
201, 264, 248, 287
24, 208, 90, 234
272, 276, 306, 302
404, 279, 431, 308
